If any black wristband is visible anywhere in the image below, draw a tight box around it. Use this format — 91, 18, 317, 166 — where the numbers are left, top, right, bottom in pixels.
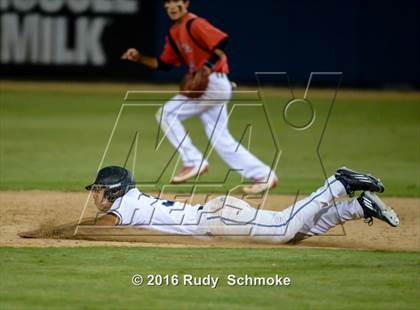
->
205, 53, 221, 69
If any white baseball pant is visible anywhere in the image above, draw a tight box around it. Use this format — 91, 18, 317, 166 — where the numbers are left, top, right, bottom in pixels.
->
199, 176, 364, 244
156, 72, 273, 180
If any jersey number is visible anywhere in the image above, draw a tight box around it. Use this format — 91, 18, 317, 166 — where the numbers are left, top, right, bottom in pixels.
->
162, 200, 175, 207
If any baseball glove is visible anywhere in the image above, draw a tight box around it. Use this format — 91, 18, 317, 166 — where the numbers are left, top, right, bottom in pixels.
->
180, 68, 210, 98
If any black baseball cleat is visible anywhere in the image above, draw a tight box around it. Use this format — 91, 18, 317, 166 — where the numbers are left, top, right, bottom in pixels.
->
357, 191, 400, 227
335, 167, 384, 196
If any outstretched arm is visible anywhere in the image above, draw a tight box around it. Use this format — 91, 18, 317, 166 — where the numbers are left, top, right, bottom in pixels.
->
18, 214, 119, 239
121, 48, 174, 71
94, 214, 119, 226
121, 48, 158, 69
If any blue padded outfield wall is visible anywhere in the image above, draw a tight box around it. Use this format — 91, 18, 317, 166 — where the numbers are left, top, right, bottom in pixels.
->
1, 0, 419, 88
154, 0, 420, 88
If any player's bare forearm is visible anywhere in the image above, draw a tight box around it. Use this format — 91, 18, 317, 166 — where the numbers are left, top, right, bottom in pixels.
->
213, 48, 225, 57
121, 48, 158, 70
137, 55, 158, 69
93, 214, 119, 226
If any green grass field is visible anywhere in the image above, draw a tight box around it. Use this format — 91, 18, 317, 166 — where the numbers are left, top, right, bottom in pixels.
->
1, 82, 419, 196
1, 82, 419, 309
1, 247, 419, 309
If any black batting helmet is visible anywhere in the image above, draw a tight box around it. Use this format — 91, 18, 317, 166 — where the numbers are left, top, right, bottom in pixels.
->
85, 166, 136, 202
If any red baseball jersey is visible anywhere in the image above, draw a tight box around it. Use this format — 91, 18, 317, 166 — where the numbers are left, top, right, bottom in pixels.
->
160, 13, 229, 74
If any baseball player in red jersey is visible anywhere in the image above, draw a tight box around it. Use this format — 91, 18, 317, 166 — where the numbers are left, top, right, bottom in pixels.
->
122, 0, 277, 194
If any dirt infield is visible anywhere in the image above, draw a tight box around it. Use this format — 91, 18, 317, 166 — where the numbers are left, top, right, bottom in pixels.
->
0, 191, 418, 251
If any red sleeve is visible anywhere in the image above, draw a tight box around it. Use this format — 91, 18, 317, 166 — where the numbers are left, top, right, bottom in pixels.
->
190, 18, 228, 51
159, 36, 182, 67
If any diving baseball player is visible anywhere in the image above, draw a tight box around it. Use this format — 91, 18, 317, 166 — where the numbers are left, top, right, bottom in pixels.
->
27, 165, 396, 244
121, 0, 277, 194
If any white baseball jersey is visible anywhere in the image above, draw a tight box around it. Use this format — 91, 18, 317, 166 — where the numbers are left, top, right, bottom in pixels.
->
108, 188, 204, 235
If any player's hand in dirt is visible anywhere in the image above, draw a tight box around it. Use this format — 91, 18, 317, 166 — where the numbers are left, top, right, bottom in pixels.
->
17, 217, 118, 240
18, 229, 42, 238
121, 48, 142, 63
